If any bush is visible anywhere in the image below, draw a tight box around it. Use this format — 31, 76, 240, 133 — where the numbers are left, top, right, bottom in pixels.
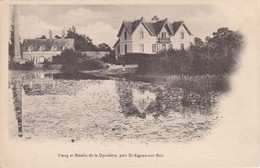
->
57, 49, 105, 74
134, 50, 192, 76
9, 59, 34, 70
101, 50, 116, 64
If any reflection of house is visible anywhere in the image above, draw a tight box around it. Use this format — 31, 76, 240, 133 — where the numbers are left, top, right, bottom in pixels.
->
132, 88, 156, 113
113, 16, 193, 57
21, 39, 75, 63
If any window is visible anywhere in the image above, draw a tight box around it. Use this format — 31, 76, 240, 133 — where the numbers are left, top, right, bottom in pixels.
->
39, 56, 45, 63
169, 44, 173, 49
140, 31, 144, 39
125, 45, 127, 54
181, 32, 184, 39
124, 32, 127, 40
180, 44, 184, 50
117, 45, 120, 53
51, 46, 57, 52
28, 45, 33, 52
152, 44, 156, 52
161, 44, 166, 51
140, 44, 144, 52
161, 32, 166, 38
39, 45, 45, 52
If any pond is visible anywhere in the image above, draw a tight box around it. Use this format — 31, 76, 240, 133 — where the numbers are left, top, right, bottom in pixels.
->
8, 70, 220, 143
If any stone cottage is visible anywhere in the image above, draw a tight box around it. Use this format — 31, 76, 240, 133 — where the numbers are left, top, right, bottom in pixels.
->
113, 16, 193, 57
21, 38, 75, 64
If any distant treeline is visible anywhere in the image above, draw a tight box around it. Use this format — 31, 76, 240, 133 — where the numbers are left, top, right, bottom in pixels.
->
120, 27, 244, 76
36, 26, 112, 52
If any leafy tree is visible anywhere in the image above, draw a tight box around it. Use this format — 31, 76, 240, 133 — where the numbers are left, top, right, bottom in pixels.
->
56, 49, 105, 74
194, 37, 204, 47
65, 26, 98, 51
97, 43, 111, 52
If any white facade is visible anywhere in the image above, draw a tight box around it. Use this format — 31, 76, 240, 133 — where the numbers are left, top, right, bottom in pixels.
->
114, 17, 193, 57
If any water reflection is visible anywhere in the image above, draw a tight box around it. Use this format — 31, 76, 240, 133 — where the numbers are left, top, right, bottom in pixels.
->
9, 71, 219, 142
11, 81, 23, 137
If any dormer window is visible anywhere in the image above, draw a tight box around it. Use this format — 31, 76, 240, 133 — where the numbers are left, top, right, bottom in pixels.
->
28, 45, 33, 52
140, 31, 144, 39
161, 32, 166, 38
51, 46, 57, 51
181, 32, 184, 39
39, 45, 45, 52
124, 31, 127, 40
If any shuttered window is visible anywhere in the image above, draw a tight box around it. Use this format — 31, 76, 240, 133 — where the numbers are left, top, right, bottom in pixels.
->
124, 32, 127, 40
169, 44, 173, 49
125, 45, 127, 54
181, 32, 184, 39
118, 45, 120, 53
152, 44, 156, 52
140, 44, 144, 52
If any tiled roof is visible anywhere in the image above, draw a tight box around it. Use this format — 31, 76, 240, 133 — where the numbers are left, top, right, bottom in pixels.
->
117, 17, 192, 37
21, 38, 75, 52
171, 21, 192, 35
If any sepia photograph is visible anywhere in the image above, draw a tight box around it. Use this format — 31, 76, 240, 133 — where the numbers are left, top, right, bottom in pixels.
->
8, 4, 243, 143
1, 1, 259, 167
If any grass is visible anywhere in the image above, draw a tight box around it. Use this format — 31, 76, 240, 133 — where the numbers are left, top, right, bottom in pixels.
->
165, 75, 229, 95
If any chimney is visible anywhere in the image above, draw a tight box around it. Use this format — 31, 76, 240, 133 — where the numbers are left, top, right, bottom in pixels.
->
141, 17, 145, 21
13, 5, 22, 62
151, 15, 159, 23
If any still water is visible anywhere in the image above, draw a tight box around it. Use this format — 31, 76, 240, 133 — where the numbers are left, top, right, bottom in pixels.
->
8, 71, 219, 143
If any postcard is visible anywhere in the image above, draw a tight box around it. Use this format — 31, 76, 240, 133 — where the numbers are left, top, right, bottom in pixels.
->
0, 0, 259, 167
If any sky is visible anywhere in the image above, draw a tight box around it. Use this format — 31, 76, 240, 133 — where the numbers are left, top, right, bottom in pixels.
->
14, 5, 238, 47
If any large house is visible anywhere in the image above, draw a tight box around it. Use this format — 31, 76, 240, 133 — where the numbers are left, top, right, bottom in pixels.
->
113, 16, 193, 57
22, 38, 75, 63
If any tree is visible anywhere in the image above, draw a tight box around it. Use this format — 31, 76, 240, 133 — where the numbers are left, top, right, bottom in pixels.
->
194, 37, 204, 47
97, 43, 111, 52
65, 26, 98, 51
188, 27, 243, 75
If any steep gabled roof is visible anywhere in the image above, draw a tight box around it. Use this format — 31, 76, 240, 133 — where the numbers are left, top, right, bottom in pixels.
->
116, 17, 192, 37
22, 38, 75, 52
153, 19, 168, 35
143, 22, 155, 35
172, 21, 193, 35
117, 18, 143, 37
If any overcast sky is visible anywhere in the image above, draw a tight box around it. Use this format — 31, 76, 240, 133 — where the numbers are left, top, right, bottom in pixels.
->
15, 5, 238, 47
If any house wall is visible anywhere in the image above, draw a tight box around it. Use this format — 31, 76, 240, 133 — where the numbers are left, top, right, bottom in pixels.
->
82, 51, 109, 59
131, 24, 157, 54
118, 27, 132, 55
23, 51, 61, 63
170, 24, 193, 49
114, 22, 194, 57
